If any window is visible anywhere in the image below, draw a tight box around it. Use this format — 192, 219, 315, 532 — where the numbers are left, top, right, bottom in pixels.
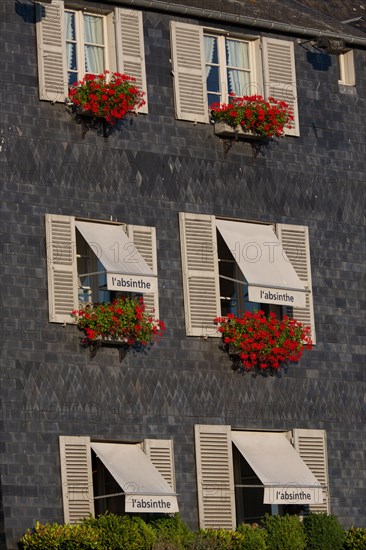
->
204, 34, 253, 106
179, 212, 316, 342
35, 0, 148, 111
338, 50, 356, 86
194, 425, 329, 529
65, 10, 107, 86
45, 214, 159, 323
59, 436, 177, 523
170, 22, 299, 135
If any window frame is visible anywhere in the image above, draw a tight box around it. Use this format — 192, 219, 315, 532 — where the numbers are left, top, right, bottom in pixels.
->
170, 21, 299, 135
36, 1, 148, 112
338, 50, 356, 86
204, 32, 258, 107
45, 214, 159, 324
194, 425, 329, 529
65, 8, 109, 86
59, 436, 176, 523
179, 212, 316, 342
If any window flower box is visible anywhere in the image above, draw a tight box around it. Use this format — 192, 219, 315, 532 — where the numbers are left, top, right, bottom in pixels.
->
215, 310, 312, 376
71, 296, 165, 361
214, 122, 269, 141
67, 71, 145, 136
211, 94, 294, 138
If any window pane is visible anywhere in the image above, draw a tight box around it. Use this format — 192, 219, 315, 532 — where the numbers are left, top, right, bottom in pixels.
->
227, 69, 250, 97
65, 11, 76, 41
66, 43, 77, 72
206, 65, 220, 93
85, 45, 104, 73
84, 15, 104, 45
204, 35, 218, 64
208, 92, 221, 109
226, 39, 249, 69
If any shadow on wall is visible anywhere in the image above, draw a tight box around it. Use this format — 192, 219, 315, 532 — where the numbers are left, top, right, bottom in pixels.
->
15, 0, 36, 23
306, 52, 333, 70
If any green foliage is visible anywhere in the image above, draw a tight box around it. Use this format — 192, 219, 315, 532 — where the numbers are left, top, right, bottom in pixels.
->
83, 513, 156, 549
343, 526, 366, 550
303, 513, 345, 550
18, 521, 101, 550
188, 528, 245, 550
150, 515, 193, 549
236, 523, 268, 549
262, 514, 306, 550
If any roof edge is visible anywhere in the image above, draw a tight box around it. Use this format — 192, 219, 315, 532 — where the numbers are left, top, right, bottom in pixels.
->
111, 0, 366, 48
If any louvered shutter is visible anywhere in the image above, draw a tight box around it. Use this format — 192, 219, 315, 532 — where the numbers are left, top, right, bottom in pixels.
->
114, 8, 148, 113
127, 224, 159, 318
292, 429, 330, 513
35, 0, 67, 102
277, 224, 316, 343
170, 22, 208, 123
45, 214, 78, 323
195, 425, 236, 529
262, 37, 299, 136
179, 213, 220, 337
59, 436, 95, 523
144, 439, 176, 491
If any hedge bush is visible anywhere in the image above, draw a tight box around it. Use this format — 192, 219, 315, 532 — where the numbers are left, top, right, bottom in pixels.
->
236, 523, 267, 549
187, 528, 245, 550
343, 526, 366, 550
150, 515, 193, 549
262, 514, 306, 550
303, 513, 345, 550
18, 512, 366, 550
18, 521, 102, 550
82, 513, 156, 549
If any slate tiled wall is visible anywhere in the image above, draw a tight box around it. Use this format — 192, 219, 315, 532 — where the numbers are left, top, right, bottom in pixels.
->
1, 2, 365, 548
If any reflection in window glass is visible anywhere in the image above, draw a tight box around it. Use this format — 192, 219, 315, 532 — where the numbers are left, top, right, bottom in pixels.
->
205, 36, 221, 107
65, 11, 78, 85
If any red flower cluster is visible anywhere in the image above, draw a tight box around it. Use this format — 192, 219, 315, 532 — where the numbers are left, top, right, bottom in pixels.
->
215, 310, 312, 373
68, 71, 145, 125
210, 94, 294, 137
71, 296, 165, 348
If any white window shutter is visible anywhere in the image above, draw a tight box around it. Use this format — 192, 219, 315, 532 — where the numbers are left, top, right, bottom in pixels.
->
170, 22, 208, 123
179, 213, 220, 337
144, 439, 176, 491
45, 214, 78, 323
194, 425, 236, 529
114, 8, 148, 113
277, 224, 316, 344
59, 436, 95, 523
262, 37, 299, 136
35, 0, 68, 102
292, 429, 330, 513
127, 224, 159, 318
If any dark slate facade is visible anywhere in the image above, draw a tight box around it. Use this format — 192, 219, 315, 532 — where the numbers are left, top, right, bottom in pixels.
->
1, 0, 365, 548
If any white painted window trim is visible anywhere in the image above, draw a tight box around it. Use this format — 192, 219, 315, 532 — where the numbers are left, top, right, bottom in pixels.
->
338, 50, 356, 86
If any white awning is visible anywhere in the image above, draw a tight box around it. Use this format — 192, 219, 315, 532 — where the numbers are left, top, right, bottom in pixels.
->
76, 221, 156, 293
232, 431, 323, 504
91, 442, 179, 513
216, 220, 306, 307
